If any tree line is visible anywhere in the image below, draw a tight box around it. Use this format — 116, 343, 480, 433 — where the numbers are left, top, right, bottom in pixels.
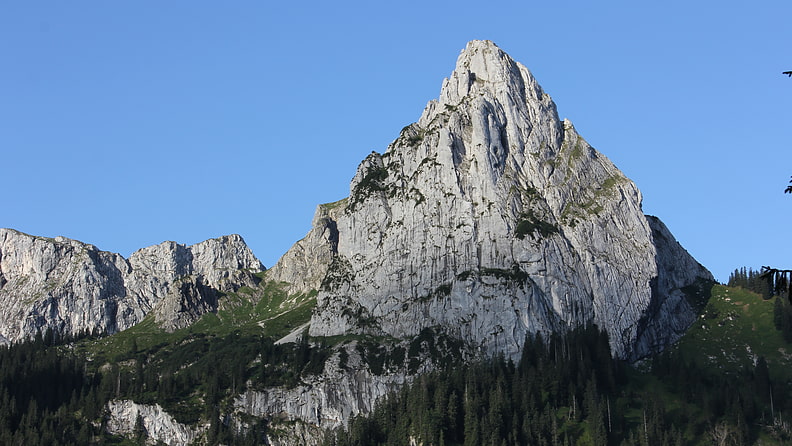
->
728, 267, 772, 297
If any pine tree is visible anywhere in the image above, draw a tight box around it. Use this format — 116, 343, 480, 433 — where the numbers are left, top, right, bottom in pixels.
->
755, 356, 772, 407
133, 413, 147, 443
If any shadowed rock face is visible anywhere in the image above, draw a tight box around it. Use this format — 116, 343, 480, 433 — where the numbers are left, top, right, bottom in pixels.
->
273, 40, 711, 361
0, 229, 263, 343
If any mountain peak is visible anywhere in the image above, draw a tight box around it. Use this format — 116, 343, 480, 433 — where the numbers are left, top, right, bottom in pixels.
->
432, 40, 538, 110
288, 41, 712, 361
455, 39, 511, 78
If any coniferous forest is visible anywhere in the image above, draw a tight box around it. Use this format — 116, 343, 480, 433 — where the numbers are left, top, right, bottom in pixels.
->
3, 277, 792, 445
0, 330, 326, 445
324, 325, 790, 446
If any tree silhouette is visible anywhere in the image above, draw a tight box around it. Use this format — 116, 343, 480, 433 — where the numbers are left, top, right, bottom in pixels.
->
760, 266, 792, 302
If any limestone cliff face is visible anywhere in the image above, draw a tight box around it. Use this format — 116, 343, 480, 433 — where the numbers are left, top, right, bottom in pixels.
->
265, 200, 343, 296
234, 345, 407, 432
106, 399, 206, 446
281, 40, 711, 361
0, 229, 263, 343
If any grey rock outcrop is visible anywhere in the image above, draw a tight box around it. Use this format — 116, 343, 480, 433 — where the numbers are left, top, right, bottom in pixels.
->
277, 40, 711, 361
265, 199, 344, 296
106, 399, 206, 445
0, 228, 263, 342
234, 345, 407, 432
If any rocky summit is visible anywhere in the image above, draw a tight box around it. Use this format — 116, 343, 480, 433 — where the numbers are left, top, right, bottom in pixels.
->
271, 40, 712, 361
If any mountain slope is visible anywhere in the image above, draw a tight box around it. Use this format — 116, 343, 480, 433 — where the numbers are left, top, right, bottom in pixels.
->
272, 40, 711, 361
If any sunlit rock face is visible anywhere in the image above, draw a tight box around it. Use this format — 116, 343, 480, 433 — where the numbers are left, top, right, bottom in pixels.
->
0, 229, 263, 343
277, 40, 711, 361
106, 399, 206, 446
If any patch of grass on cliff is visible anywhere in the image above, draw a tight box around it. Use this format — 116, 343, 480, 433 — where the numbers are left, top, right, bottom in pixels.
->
560, 175, 627, 224
79, 316, 164, 363
319, 197, 348, 212
259, 296, 316, 338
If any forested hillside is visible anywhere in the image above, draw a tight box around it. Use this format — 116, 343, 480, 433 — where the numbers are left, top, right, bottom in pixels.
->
3, 278, 792, 445
0, 330, 324, 445
326, 283, 792, 446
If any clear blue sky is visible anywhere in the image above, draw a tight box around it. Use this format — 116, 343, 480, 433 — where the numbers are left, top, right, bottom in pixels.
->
2, 1, 791, 282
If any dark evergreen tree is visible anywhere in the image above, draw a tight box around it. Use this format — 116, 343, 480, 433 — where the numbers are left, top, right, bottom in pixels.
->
774, 297, 792, 342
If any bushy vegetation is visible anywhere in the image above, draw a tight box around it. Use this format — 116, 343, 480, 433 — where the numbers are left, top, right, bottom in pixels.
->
348, 160, 390, 211
774, 297, 792, 342
457, 264, 528, 285
514, 210, 559, 240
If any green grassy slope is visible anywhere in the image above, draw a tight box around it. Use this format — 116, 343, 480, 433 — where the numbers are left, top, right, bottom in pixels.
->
672, 284, 791, 378
80, 272, 317, 363
634, 284, 792, 445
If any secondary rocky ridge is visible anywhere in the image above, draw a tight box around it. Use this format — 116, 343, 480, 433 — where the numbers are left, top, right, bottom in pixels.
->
0, 228, 263, 343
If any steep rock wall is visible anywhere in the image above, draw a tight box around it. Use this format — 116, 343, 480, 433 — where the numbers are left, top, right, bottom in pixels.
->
288, 40, 712, 361
106, 399, 206, 445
